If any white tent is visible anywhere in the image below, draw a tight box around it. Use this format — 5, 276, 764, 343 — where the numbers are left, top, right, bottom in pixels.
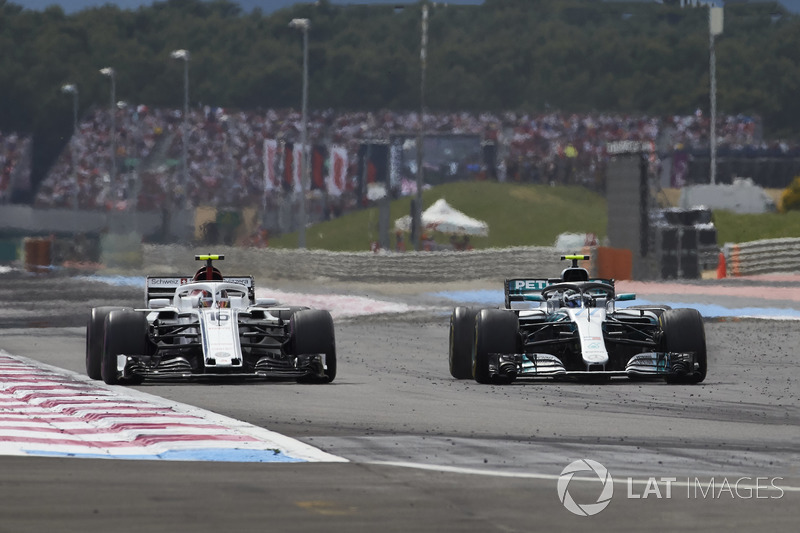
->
395, 198, 489, 237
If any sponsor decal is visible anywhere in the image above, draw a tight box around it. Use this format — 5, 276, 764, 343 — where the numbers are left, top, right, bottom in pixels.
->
147, 278, 183, 287
223, 277, 253, 287
511, 280, 549, 291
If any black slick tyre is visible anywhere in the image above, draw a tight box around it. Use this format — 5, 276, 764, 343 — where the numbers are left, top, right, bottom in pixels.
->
291, 309, 337, 383
473, 309, 518, 385
449, 307, 478, 379
660, 308, 707, 384
86, 306, 126, 380
101, 310, 149, 385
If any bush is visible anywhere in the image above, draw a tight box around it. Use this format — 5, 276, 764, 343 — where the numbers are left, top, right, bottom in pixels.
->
779, 176, 800, 212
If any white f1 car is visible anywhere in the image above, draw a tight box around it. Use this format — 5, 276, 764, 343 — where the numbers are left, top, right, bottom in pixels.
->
449, 255, 707, 385
85, 254, 336, 385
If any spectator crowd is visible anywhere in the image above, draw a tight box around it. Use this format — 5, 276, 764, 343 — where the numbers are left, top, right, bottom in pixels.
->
0, 132, 32, 203
1, 105, 778, 212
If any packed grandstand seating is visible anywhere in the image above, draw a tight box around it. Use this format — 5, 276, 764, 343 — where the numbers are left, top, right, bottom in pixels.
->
0, 132, 32, 204
0, 107, 775, 211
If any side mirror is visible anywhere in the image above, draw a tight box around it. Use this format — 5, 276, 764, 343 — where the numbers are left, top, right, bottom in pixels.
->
256, 298, 279, 307
615, 293, 636, 302
149, 298, 171, 309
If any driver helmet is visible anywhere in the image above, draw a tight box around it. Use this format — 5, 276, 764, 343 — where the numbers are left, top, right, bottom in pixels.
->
191, 289, 214, 308
564, 289, 582, 308
218, 290, 230, 308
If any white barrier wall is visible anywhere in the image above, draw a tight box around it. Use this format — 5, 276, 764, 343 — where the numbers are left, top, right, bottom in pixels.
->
143, 244, 567, 283
723, 238, 800, 276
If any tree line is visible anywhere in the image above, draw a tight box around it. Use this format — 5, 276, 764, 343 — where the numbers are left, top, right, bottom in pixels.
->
0, 0, 797, 194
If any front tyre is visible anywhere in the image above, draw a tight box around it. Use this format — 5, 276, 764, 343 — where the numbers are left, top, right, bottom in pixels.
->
660, 308, 707, 384
473, 309, 518, 385
291, 309, 337, 383
101, 310, 149, 385
449, 307, 479, 379
86, 306, 127, 380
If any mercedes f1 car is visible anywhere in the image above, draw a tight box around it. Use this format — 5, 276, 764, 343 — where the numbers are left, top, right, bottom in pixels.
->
449, 255, 707, 385
85, 254, 336, 385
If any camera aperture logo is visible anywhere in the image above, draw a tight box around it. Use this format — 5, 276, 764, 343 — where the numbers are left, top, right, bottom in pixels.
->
557, 459, 786, 516
557, 459, 614, 516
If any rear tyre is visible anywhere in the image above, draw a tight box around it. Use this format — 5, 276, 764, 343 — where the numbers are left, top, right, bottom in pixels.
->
626, 304, 671, 319
449, 307, 479, 379
101, 310, 149, 385
86, 306, 126, 380
660, 308, 707, 384
473, 309, 518, 385
272, 306, 309, 322
291, 309, 337, 383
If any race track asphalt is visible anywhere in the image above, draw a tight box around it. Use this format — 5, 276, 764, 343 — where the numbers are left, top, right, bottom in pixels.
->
0, 272, 797, 532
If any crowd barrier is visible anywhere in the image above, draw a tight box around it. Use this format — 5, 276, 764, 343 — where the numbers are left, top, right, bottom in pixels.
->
723, 238, 800, 276
142, 244, 566, 283
142, 239, 799, 283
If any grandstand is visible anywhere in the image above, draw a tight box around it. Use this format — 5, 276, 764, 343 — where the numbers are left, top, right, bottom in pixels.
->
27, 106, 782, 217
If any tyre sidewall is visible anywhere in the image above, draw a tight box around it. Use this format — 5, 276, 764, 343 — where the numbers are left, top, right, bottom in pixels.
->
661, 308, 707, 384
101, 310, 148, 385
291, 309, 337, 383
473, 309, 518, 384
449, 307, 478, 379
86, 306, 124, 380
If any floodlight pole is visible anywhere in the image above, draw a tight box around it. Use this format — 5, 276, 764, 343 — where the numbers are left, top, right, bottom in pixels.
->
170, 49, 190, 193
709, 7, 723, 185
61, 83, 79, 209
99, 67, 116, 196
413, 3, 429, 251
290, 18, 310, 249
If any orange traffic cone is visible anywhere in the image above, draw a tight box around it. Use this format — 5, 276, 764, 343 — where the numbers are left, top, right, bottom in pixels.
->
716, 251, 727, 279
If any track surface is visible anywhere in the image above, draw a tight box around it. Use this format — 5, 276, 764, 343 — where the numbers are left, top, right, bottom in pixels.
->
0, 272, 798, 532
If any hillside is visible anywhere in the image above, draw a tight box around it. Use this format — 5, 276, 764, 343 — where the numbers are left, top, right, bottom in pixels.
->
268, 182, 800, 251
270, 182, 609, 251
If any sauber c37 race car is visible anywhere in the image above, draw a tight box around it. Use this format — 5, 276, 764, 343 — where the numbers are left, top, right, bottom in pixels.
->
449, 255, 707, 385
85, 255, 336, 385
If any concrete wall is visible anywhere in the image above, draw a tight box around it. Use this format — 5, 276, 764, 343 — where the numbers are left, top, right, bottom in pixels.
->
141, 244, 566, 283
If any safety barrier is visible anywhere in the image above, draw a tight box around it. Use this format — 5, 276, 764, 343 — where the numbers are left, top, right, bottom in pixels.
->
723, 237, 800, 276
135, 238, 800, 282
143, 244, 567, 283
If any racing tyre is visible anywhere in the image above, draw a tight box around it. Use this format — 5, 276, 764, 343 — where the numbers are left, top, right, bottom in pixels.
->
291, 309, 337, 383
449, 307, 479, 379
660, 308, 707, 384
101, 310, 150, 385
86, 306, 127, 380
473, 309, 518, 385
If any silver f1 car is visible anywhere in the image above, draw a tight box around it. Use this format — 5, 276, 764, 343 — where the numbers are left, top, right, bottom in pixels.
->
86, 254, 336, 385
449, 255, 707, 385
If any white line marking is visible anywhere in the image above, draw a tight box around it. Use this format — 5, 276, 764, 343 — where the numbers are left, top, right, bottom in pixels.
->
367, 461, 800, 492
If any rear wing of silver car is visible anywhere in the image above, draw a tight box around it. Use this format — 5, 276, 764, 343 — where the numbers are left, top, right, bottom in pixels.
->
145, 276, 256, 305
504, 277, 616, 308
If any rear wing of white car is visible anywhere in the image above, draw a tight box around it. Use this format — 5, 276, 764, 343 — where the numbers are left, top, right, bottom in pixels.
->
145, 276, 256, 305
504, 277, 616, 308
